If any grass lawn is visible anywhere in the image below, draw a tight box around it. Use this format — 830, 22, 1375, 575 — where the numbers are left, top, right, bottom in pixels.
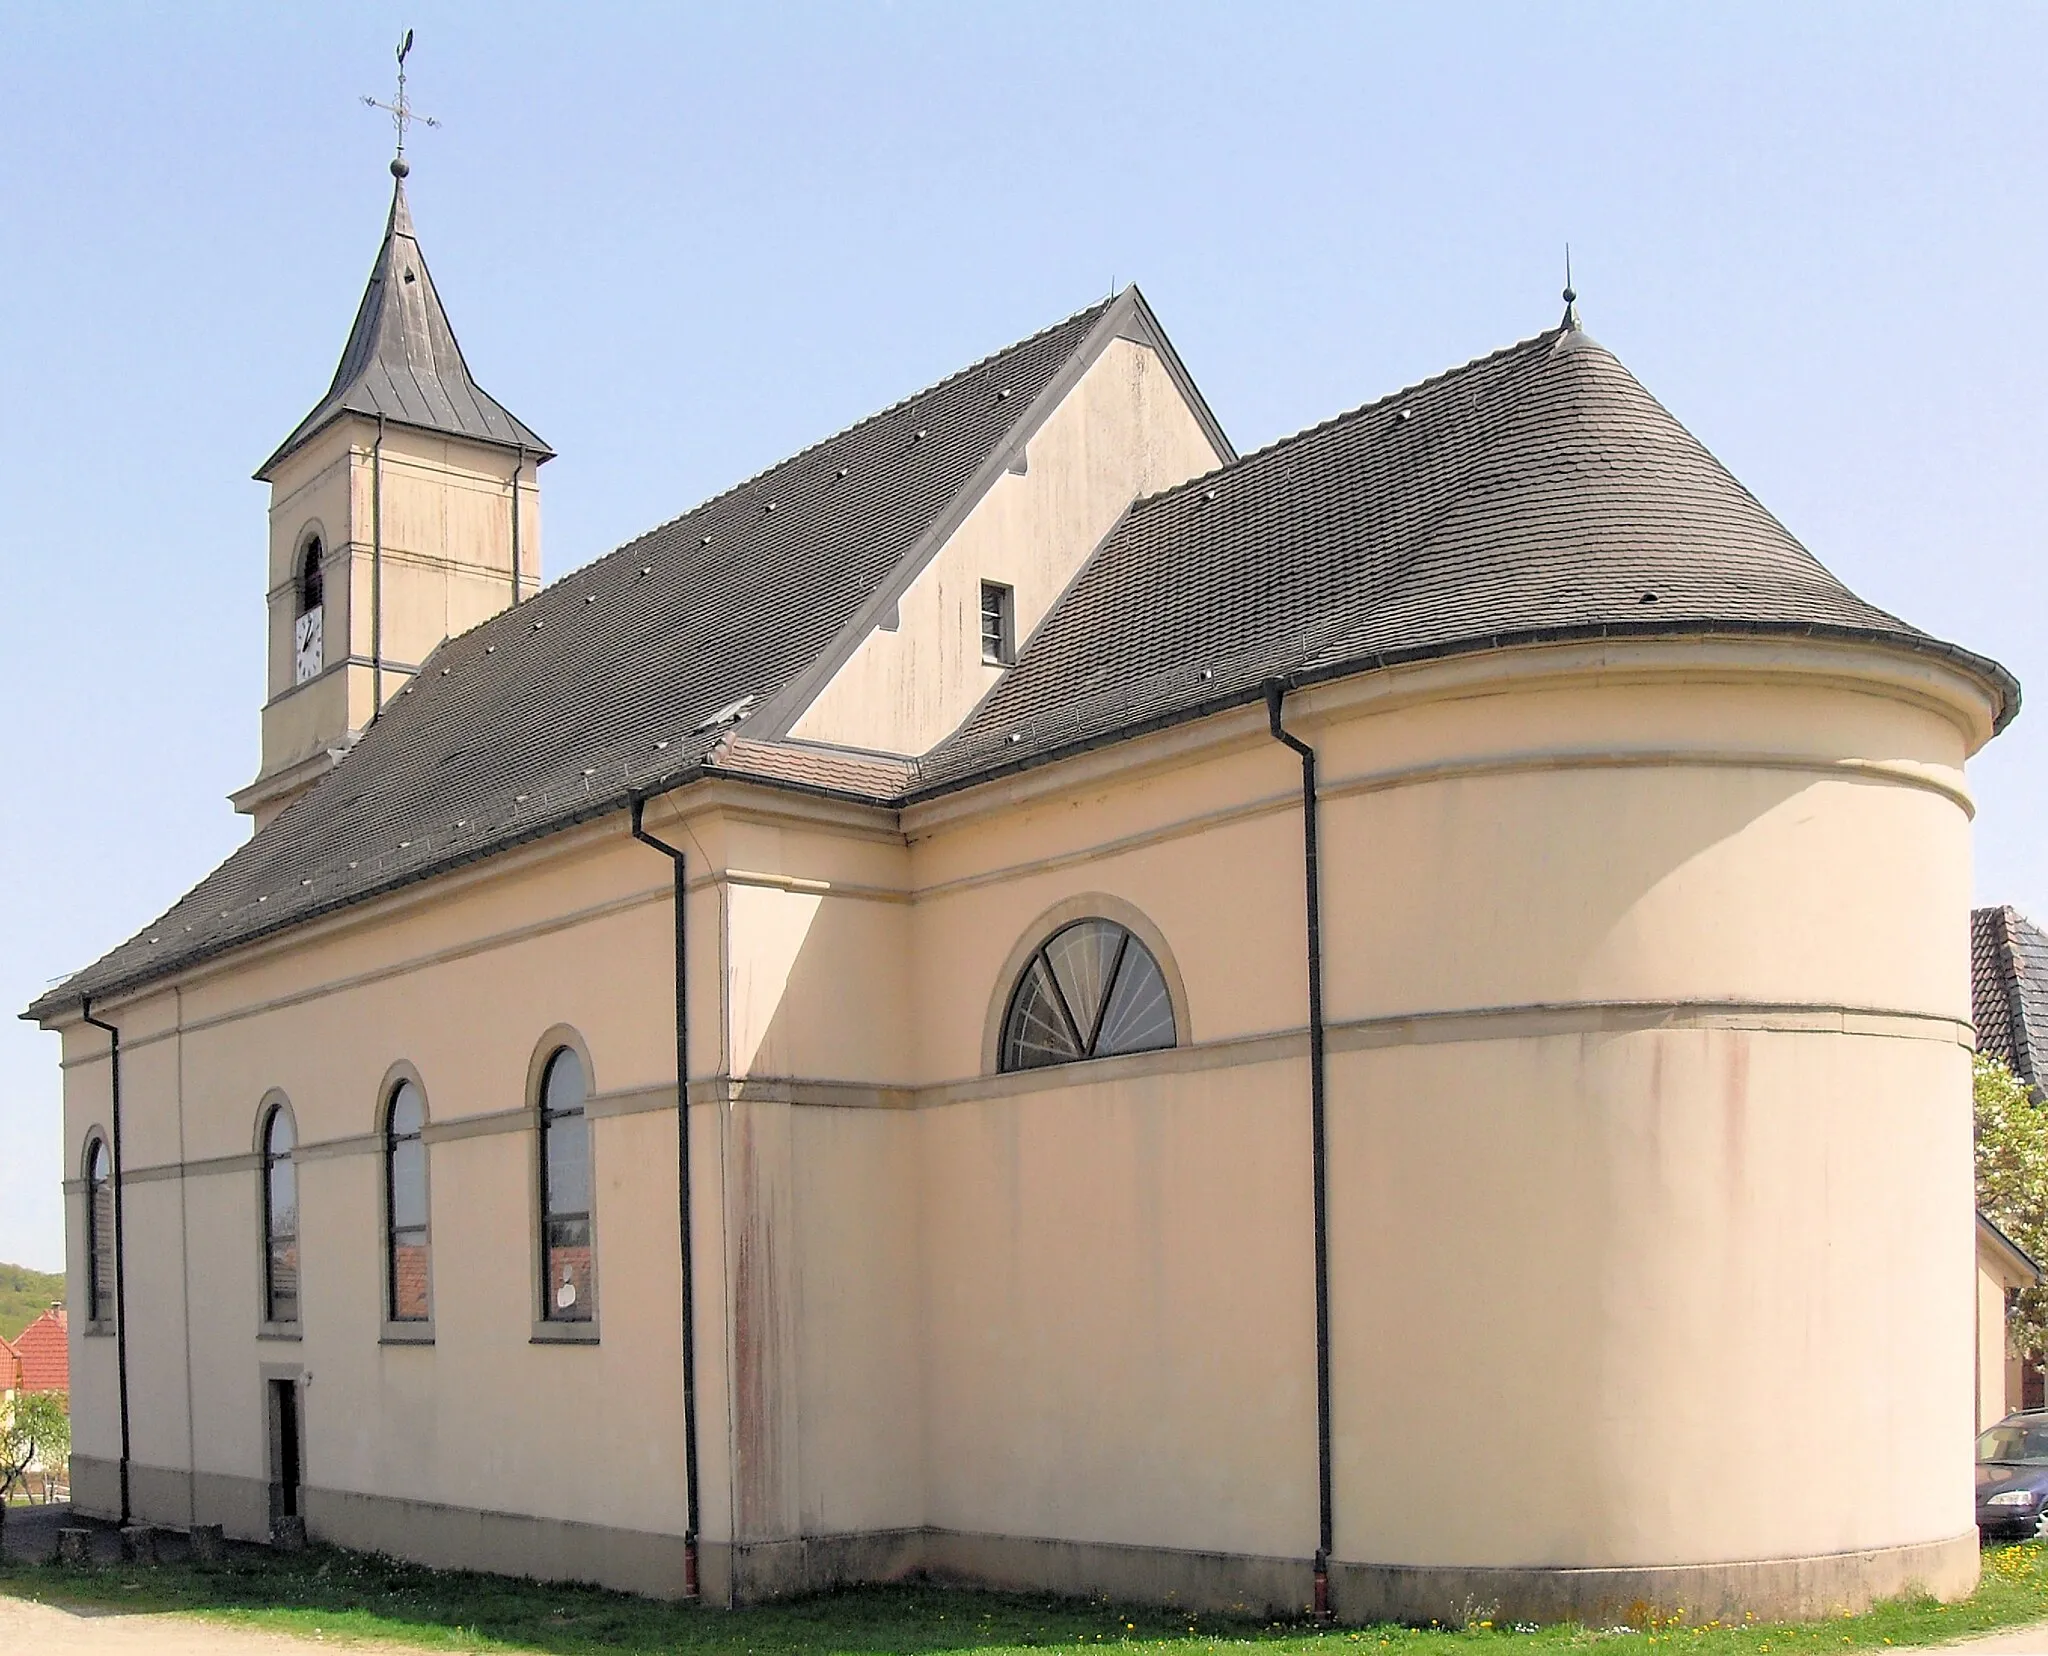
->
4, 1541, 2048, 1655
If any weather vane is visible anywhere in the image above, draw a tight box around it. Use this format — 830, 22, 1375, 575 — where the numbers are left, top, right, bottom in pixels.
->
362, 29, 438, 178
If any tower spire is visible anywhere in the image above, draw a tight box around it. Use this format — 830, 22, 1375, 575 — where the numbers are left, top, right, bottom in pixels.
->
362, 28, 438, 180
1561, 244, 1581, 332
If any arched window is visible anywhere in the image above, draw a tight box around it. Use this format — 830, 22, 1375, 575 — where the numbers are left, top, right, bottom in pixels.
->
261, 1103, 299, 1325
85, 1137, 114, 1327
297, 538, 324, 616
385, 1080, 430, 1323
538, 1048, 593, 1322
1000, 918, 1176, 1072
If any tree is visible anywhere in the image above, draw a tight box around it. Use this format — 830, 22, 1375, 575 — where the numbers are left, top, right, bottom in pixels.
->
0, 1390, 68, 1536
1974, 1053, 2048, 1364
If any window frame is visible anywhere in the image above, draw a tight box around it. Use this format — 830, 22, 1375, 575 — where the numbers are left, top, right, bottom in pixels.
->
529, 1031, 599, 1344
257, 1096, 301, 1336
989, 899, 1187, 1077
380, 1065, 434, 1342
82, 1132, 115, 1335
979, 580, 1015, 667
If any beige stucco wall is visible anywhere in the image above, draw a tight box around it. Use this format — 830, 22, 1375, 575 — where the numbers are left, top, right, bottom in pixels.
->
788, 336, 1227, 756
54, 632, 2000, 1611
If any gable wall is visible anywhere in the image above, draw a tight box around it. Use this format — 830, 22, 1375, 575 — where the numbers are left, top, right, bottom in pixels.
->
787, 337, 1227, 756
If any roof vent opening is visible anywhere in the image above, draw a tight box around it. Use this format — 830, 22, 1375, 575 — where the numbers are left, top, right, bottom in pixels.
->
585, 594, 597, 604
911, 428, 927, 444
485, 644, 496, 653
403, 268, 417, 285
1397, 409, 1413, 423
533, 620, 545, 631
640, 566, 653, 577
1639, 591, 1658, 604
996, 388, 1011, 401
696, 694, 757, 733
763, 501, 778, 514
835, 466, 848, 479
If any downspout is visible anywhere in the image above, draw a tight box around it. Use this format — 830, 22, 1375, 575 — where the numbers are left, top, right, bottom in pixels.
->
1263, 681, 1334, 1618
80, 997, 133, 1528
509, 446, 525, 608
372, 415, 387, 710
629, 795, 702, 1600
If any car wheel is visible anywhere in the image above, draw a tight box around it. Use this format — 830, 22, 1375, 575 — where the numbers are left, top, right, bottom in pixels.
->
2033, 1508, 2048, 1542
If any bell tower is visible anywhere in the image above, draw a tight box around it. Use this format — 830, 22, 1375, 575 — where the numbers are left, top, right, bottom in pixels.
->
235, 147, 551, 828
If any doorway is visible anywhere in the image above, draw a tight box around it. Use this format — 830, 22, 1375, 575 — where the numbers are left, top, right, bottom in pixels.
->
269, 1377, 302, 1522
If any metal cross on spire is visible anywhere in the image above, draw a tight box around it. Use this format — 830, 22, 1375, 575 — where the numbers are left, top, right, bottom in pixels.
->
361, 29, 439, 179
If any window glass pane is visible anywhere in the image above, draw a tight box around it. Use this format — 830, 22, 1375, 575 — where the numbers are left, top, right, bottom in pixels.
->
88, 1145, 113, 1323
390, 1231, 430, 1321
1002, 955, 1085, 1071
543, 1048, 587, 1116
545, 1216, 594, 1321
1045, 920, 1123, 1050
268, 1227, 299, 1323
266, 1107, 296, 1158
268, 1152, 297, 1241
544, 1112, 590, 1217
390, 1135, 428, 1231
389, 1081, 425, 1139
1095, 939, 1176, 1056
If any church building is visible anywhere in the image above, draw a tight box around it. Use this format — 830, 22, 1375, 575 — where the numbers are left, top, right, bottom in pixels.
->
29, 151, 2021, 1624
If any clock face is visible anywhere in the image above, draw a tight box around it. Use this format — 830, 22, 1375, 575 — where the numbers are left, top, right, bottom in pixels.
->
294, 607, 323, 686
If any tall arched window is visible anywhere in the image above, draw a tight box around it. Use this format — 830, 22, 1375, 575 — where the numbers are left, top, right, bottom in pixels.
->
1000, 918, 1176, 1072
385, 1080, 430, 1323
261, 1103, 299, 1325
85, 1136, 114, 1328
297, 537, 324, 615
538, 1048, 593, 1323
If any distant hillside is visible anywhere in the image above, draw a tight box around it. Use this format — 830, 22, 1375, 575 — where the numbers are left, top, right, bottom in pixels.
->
0, 1262, 65, 1343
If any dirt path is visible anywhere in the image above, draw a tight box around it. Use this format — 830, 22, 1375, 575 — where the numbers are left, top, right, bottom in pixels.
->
0, 1592, 451, 1653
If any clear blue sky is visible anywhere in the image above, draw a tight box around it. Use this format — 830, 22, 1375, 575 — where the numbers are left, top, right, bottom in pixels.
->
2, 4, 2042, 1273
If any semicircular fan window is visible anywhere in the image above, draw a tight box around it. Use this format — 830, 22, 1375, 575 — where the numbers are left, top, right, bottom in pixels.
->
1000, 918, 1176, 1072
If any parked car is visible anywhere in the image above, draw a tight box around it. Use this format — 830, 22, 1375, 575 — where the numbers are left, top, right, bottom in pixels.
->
1978, 1412, 2048, 1539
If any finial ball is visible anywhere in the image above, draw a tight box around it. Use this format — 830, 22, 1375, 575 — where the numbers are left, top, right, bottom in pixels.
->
1562, 285, 1576, 304
390, 156, 410, 180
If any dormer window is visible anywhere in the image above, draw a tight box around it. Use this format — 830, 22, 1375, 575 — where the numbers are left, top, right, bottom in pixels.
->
980, 581, 1015, 667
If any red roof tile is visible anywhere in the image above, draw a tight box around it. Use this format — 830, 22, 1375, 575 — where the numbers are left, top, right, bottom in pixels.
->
11, 1308, 67, 1396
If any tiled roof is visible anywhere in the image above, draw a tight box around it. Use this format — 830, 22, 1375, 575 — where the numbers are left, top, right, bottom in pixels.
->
26, 307, 2020, 1025
27, 296, 1122, 1020
914, 322, 2018, 793
256, 180, 551, 478
10, 1308, 66, 1396
1975, 906, 2048, 1088
0, 1333, 17, 1394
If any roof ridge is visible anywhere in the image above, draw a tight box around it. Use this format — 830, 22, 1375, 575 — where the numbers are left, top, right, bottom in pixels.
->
1126, 326, 1562, 514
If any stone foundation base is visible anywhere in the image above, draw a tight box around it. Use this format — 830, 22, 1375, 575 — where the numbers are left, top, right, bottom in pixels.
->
59, 1459, 1980, 1623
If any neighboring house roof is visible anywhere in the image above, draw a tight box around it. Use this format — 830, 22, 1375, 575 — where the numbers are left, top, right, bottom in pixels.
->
1979, 1211, 2044, 1289
25, 305, 2020, 1024
0, 1332, 19, 1395
9, 1308, 66, 1397
1974, 906, 2048, 1089
256, 179, 551, 479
